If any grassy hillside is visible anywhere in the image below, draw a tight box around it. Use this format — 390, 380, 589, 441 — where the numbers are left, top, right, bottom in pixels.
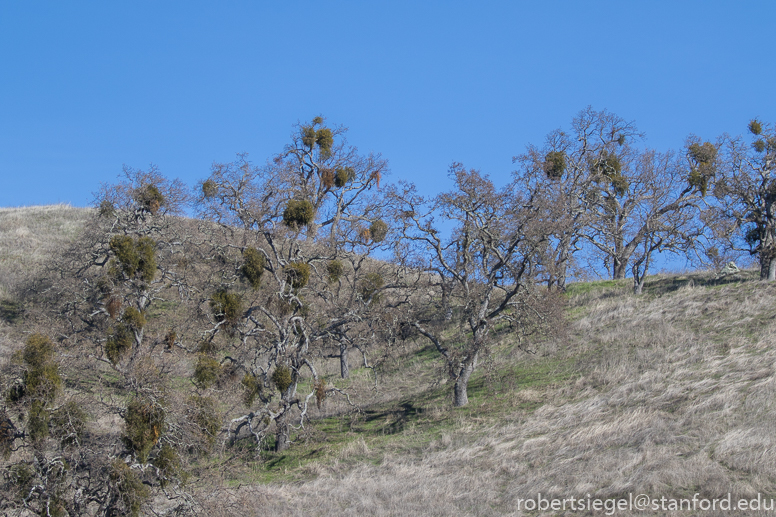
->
2, 206, 775, 516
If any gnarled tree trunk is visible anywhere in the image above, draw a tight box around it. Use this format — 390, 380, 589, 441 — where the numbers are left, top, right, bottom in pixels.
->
453, 351, 478, 407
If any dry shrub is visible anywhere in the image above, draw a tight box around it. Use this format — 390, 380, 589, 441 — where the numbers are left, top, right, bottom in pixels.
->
193, 354, 222, 389
241, 247, 266, 289
106, 323, 133, 364
283, 199, 315, 229
210, 290, 243, 329
123, 397, 165, 462
326, 259, 344, 283
359, 272, 384, 302
369, 219, 388, 243
285, 262, 311, 289
106, 296, 122, 319
272, 365, 293, 393
109, 235, 156, 282
314, 378, 326, 409
241, 373, 263, 406
321, 168, 335, 189
109, 459, 149, 517
135, 183, 165, 214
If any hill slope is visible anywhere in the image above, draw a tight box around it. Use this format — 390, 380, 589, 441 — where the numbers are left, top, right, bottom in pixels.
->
2, 206, 775, 517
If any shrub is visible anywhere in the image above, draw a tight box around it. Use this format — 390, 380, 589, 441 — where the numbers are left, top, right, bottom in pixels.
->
359, 272, 384, 302
123, 397, 165, 462
749, 119, 763, 135
321, 168, 335, 188
193, 354, 222, 389
98, 199, 115, 218
610, 173, 629, 197
241, 373, 263, 406
27, 400, 49, 443
136, 183, 165, 214
283, 199, 315, 229
369, 219, 388, 243
334, 167, 355, 187
210, 290, 243, 328
688, 167, 709, 196
106, 324, 133, 365
754, 139, 766, 153
109, 235, 156, 282
23, 362, 61, 404
285, 262, 311, 289
23, 334, 55, 369
326, 260, 344, 283
152, 443, 185, 487
122, 307, 146, 330
544, 151, 566, 179
688, 141, 717, 165
315, 128, 334, 156
189, 395, 220, 448
241, 247, 265, 289
202, 179, 218, 198
196, 340, 218, 355
21, 334, 61, 403
302, 126, 317, 148
272, 365, 293, 394
106, 296, 122, 319
110, 459, 149, 517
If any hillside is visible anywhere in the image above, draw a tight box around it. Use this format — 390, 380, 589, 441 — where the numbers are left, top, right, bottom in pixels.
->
2, 206, 775, 516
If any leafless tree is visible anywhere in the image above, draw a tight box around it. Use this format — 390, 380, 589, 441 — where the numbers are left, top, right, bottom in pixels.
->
584, 148, 704, 293
391, 164, 562, 407
705, 120, 776, 280
195, 117, 392, 451
512, 107, 642, 289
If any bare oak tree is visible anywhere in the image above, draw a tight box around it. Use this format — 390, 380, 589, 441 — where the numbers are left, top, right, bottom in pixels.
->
392, 164, 561, 406
512, 107, 641, 289
195, 117, 391, 451
707, 120, 776, 280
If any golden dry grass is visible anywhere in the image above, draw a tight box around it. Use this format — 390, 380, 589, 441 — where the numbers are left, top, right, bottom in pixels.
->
197, 278, 776, 516
4, 205, 776, 516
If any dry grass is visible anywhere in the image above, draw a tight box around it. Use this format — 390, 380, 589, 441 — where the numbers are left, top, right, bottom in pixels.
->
0, 204, 89, 297
199, 276, 776, 516
0, 205, 90, 363
4, 206, 776, 516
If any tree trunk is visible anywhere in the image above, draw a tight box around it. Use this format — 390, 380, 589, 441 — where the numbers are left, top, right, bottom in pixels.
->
763, 256, 776, 281
339, 343, 349, 379
452, 352, 478, 407
613, 257, 627, 279
274, 380, 297, 452
274, 412, 289, 452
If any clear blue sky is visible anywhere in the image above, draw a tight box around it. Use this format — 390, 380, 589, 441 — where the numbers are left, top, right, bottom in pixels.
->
1, 1, 774, 209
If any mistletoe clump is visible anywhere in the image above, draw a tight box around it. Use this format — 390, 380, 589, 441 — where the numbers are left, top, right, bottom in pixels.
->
543, 151, 566, 179
241, 247, 266, 289
283, 199, 315, 229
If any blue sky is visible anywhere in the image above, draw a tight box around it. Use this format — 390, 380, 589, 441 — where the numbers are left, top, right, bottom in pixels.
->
1, 1, 774, 212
